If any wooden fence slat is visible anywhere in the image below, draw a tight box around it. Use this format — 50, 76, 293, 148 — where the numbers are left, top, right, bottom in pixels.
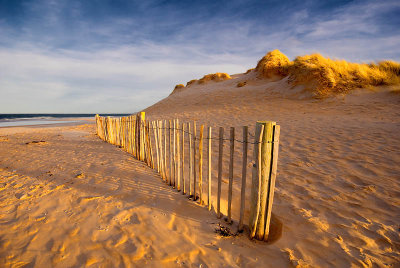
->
147, 121, 154, 168
163, 120, 167, 181
173, 119, 177, 188
255, 121, 275, 240
132, 116, 136, 157
176, 119, 181, 191
249, 124, 265, 239
157, 121, 161, 173
263, 125, 280, 241
169, 120, 173, 186
193, 122, 197, 200
227, 127, 235, 224
207, 126, 212, 210
182, 123, 185, 195
153, 121, 160, 173
198, 124, 204, 204
158, 121, 165, 180
188, 122, 192, 196
136, 115, 139, 158
239, 126, 248, 232
217, 127, 224, 218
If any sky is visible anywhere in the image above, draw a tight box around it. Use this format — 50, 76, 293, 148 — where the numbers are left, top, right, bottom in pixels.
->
0, 0, 399, 113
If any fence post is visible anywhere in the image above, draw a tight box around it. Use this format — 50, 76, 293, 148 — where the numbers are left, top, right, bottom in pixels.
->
264, 125, 280, 240
227, 127, 235, 224
158, 121, 165, 180
181, 123, 185, 195
153, 121, 160, 172
217, 127, 224, 218
188, 122, 193, 196
207, 126, 212, 210
239, 126, 248, 232
193, 122, 197, 200
249, 124, 264, 239
198, 124, 204, 204
169, 120, 173, 186
163, 120, 167, 181
176, 119, 181, 191
173, 119, 177, 188
146, 121, 152, 167
249, 121, 277, 241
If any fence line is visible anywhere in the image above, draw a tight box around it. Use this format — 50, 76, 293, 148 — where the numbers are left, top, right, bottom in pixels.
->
95, 113, 280, 241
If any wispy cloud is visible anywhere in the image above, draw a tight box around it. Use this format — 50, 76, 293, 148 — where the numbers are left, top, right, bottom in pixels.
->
0, 0, 399, 113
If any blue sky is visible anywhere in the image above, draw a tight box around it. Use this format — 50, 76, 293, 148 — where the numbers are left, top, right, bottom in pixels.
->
0, 0, 399, 113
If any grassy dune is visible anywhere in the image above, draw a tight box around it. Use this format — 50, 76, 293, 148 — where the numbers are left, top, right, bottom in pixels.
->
172, 50, 400, 97
256, 50, 400, 97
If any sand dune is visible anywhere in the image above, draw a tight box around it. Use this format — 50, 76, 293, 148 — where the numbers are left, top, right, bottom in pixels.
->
144, 74, 400, 266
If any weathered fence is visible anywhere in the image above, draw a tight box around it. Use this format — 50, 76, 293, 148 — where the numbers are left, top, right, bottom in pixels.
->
95, 113, 280, 241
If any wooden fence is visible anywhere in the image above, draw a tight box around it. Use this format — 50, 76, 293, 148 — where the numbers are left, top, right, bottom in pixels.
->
95, 113, 280, 241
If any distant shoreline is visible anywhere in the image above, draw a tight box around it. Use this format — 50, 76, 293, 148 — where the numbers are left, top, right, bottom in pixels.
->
0, 117, 94, 128
0, 113, 133, 128
0, 113, 132, 121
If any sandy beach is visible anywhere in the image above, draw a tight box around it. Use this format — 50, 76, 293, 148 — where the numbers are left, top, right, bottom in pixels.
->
1, 71, 399, 267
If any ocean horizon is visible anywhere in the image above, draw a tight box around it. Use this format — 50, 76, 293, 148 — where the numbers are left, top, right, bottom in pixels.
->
0, 113, 132, 127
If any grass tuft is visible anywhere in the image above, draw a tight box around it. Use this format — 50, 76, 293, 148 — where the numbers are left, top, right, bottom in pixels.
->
255, 50, 400, 97
255, 49, 291, 77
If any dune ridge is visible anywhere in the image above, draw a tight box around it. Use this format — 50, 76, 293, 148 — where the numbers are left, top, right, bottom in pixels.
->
171, 73, 232, 95
172, 50, 400, 98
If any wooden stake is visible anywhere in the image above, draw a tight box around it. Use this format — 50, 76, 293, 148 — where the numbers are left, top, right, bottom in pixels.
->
153, 121, 160, 172
227, 127, 235, 224
239, 126, 248, 232
255, 121, 275, 240
264, 125, 280, 241
207, 126, 212, 210
147, 121, 153, 167
188, 122, 192, 196
176, 119, 181, 191
198, 125, 204, 204
173, 119, 177, 188
158, 121, 165, 180
217, 127, 224, 218
163, 120, 167, 181
182, 123, 185, 194
249, 123, 266, 239
169, 120, 173, 185
193, 122, 197, 200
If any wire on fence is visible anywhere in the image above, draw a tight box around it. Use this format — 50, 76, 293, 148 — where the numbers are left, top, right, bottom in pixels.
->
144, 126, 275, 144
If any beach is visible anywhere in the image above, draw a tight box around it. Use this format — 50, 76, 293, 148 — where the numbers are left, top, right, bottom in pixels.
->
1, 78, 399, 267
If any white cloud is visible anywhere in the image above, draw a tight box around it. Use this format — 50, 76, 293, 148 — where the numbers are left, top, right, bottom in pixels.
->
0, 44, 255, 113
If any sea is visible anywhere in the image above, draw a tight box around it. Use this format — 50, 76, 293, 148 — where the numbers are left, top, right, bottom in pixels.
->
0, 114, 131, 128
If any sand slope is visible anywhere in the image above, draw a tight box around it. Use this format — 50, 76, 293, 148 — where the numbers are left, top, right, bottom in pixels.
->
144, 73, 400, 266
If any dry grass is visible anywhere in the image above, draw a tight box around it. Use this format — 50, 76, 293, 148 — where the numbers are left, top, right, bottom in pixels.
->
170, 84, 185, 95
198, 73, 232, 84
186, 79, 197, 87
289, 54, 400, 96
175, 84, 185, 90
254, 50, 400, 97
256, 49, 291, 77
184, 73, 232, 87
237, 81, 247, 87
